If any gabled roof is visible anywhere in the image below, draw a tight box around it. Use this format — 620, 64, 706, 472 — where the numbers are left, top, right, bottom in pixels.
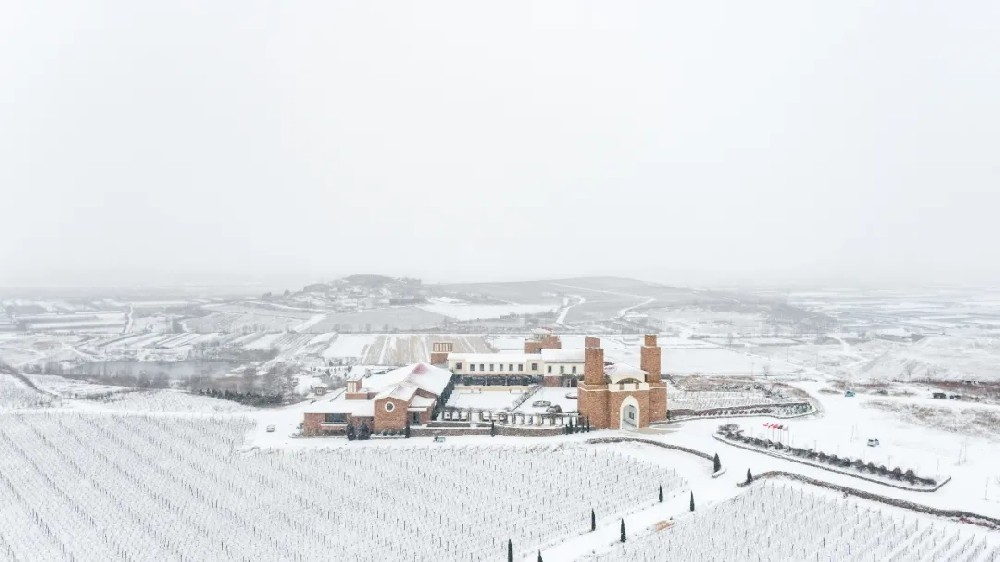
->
363, 362, 452, 396
374, 382, 418, 401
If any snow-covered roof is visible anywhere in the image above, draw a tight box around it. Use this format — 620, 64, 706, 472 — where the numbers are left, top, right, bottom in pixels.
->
375, 382, 418, 401
410, 395, 435, 408
448, 353, 541, 364
305, 391, 377, 416
348, 362, 451, 398
540, 348, 585, 363
604, 363, 647, 382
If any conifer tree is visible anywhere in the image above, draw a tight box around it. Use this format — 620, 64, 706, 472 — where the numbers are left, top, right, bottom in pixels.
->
746, 468, 753, 484
620, 519, 626, 543
569, 418, 575, 433
689, 491, 695, 512
507, 539, 513, 562
590, 509, 596, 532
713, 452, 722, 473
490, 420, 496, 437
585, 417, 591, 432
346, 423, 355, 441
537, 550, 543, 562
404, 420, 411, 438
658, 485, 663, 503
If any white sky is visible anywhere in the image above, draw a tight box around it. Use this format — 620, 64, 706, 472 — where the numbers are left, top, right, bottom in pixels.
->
1, 1, 998, 289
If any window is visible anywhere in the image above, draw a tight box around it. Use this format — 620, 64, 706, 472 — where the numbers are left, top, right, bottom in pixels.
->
410, 412, 420, 424
480, 364, 485, 372
560, 365, 565, 375
489, 364, 494, 372
572, 366, 577, 374
518, 364, 524, 372
547, 365, 552, 374
509, 364, 514, 371
470, 364, 476, 372
384, 402, 395, 413
324, 413, 347, 423
531, 363, 538, 371
455, 362, 463, 370
499, 364, 503, 372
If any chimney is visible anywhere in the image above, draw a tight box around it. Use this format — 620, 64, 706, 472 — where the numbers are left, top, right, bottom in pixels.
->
640, 334, 661, 383
584, 347, 605, 385
584, 336, 601, 349
430, 341, 453, 365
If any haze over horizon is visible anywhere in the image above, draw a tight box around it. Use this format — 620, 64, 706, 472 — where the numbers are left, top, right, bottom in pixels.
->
3, 1, 999, 289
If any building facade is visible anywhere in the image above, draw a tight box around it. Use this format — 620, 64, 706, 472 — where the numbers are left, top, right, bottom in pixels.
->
577, 335, 668, 430
303, 363, 454, 435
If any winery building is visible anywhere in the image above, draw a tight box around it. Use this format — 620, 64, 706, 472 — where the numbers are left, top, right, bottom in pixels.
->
302, 363, 454, 435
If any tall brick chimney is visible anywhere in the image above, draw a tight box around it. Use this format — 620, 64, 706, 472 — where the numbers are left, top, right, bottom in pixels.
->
430, 341, 453, 365
584, 346, 605, 385
640, 334, 661, 383
584, 336, 601, 349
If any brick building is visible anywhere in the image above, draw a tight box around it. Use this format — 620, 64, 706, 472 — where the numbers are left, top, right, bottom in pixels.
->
577, 335, 668, 430
303, 363, 454, 435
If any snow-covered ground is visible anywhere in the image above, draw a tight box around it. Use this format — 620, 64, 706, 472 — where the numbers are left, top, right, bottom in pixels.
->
446, 386, 526, 410
515, 387, 578, 414
0, 412, 684, 561
418, 299, 559, 320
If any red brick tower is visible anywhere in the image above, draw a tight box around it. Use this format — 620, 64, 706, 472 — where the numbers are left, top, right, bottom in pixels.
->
430, 341, 453, 365
578, 345, 610, 429
641, 334, 667, 422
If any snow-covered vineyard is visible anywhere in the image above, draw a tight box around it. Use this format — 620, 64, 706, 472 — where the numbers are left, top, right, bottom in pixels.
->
0, 412, 684, 561
590, 483, 1000, 562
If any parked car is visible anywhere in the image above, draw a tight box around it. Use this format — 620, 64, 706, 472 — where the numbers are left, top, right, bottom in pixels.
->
564, 392, 578, 399
266, 425, 276, 433
844, 390, 856, 398
932, 392, 947, 399
949, 394, 962, 400
867, 438, 880, 447
531, 400, 551, 408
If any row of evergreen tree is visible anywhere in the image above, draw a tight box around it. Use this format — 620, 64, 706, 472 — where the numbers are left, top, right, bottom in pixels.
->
196, 388, 283, 406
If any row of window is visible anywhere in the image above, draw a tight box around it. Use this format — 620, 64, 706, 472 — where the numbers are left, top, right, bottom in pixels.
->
455, 362, 581, 375
324, 412, 422, 424
458, 362, 540, 373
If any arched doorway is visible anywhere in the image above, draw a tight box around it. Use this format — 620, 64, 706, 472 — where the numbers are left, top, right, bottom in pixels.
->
620, 395, 640, 430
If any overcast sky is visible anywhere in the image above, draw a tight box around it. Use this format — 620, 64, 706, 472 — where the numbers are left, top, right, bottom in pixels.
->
2, 1, 998, 289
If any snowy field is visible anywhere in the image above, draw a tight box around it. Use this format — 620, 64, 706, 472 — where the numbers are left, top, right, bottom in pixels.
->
0, 412, 685, 561
26, 374, 132, 398
591, 482, 1000, 561
0, 374, 54, 409
667, 389, 789, 412
418, 300, 560, 320
68, 390, 255, 413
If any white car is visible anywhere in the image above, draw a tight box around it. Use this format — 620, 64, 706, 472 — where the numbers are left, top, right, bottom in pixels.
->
266, 425, 276, 433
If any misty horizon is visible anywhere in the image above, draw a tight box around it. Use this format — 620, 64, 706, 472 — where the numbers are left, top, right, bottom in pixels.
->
3, 1, 999, 289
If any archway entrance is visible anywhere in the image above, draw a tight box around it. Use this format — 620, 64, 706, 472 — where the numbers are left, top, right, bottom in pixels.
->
620, 396, 639, 430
